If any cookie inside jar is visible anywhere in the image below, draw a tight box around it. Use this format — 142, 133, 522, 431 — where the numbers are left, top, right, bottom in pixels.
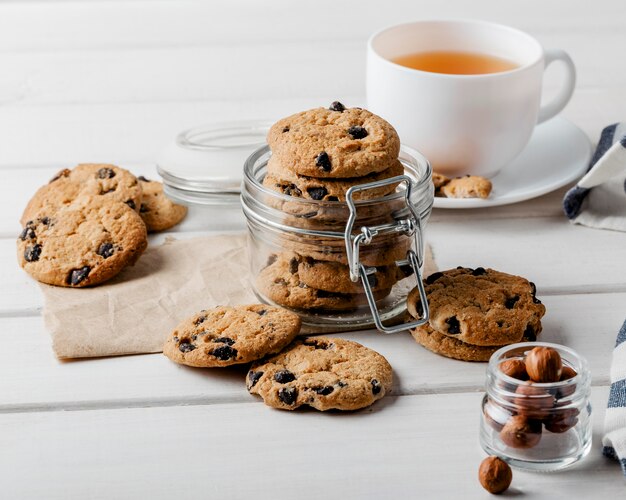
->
241, 103, 434, 332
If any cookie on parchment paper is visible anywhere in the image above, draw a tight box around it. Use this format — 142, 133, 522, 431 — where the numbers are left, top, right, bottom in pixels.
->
17, 196, 148, 287
163, 305, 301, 367
137, 176, 187, 232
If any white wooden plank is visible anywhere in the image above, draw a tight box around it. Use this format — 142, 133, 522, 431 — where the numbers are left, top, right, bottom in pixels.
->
0, 387, 619, 500
428, 215, 626, 292
0, 292, 621, 409
0, 97, 360, 166
0, 33, 623, 107
0, 0, 624, 51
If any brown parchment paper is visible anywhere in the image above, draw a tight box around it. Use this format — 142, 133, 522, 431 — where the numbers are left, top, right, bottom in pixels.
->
42, 233, 436, 359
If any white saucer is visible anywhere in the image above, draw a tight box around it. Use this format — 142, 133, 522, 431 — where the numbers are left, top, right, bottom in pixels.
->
433, 117, 593, 209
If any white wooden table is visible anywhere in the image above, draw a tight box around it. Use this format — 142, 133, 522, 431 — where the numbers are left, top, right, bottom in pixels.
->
2, 1, 626, 498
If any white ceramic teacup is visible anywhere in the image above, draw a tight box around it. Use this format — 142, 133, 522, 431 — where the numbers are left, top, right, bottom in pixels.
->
366, 20, 576, 177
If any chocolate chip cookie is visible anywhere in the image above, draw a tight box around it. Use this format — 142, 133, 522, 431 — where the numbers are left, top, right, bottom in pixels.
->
247, 336, 393, 411
137, 176, 188, 232
263, 156, 404, 202
439, 175, 492, 199
163, 305, 301, 367
257, 252, 391, 311
267, 103, 401, 178
409, 324, 526, 362
21, 164, 143, 224
17, 196, 148, 287
295, 253, 407, 294
407, 267, 545, 347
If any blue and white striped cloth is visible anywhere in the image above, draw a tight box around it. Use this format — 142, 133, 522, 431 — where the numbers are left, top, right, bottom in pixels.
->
563, 122, 626, 232
603, 319, 626, 474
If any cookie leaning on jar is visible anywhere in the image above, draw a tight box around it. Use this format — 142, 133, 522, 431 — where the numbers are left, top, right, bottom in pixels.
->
257, 102, 421, 314
406, 267, 546, 361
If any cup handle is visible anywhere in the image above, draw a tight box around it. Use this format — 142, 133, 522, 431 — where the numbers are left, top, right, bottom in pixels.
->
537, 48, 576, 124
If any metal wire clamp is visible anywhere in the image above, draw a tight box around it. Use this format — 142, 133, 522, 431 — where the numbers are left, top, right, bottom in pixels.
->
344, 175, 430, 334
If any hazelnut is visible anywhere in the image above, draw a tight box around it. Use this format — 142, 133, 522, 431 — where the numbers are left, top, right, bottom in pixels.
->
500, 415, 542, 449
525, 346, 562, 383
560, 366, 577, 380
514, 383, 555, 418
544, 408, 579, 433
556, 366, 578, 399
499, 359, 528, 380
478, 456, 512, 495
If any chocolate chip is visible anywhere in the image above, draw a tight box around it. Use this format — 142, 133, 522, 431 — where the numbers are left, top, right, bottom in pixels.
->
214, 337, 235, 346
194, 316, 206, 325
68, 266, 91, 286
347, 126, 368, 139
24, 244, 42, 262
425, 272, 443, 285
282, 126, 290, 133
302, 339, 328, 349
137, 176, 150, 182
497, 321, 504, 327
139, 204, 149, 213
39, 217, 51, 226
446, 316, 461, 334
413, 300, 424, 317
289, 257, 299, 274
329, 101, 345, 112
19, 226, 36, 241
274, 369, 296, 383
399, 264, 415, 278
314, 386, 334, 396
96, 167, 116, 179
257, 309, 267, 316
307, 186, 328, 200
315, 152, 332, 172
49, 169, 70, 183
282, 183, 302, 197
125, 199, 136, 210
366, 273, 378, 288
178, 341, 196, 353
248, 371, 263, 388
278, 387, 298, 405
191, 334, 198, 341
529, 282, 542, 304
523, 324, 536, 341
96, 242, 115, 259
210, 345, 237, 361
472, 267, 487, 276
505, 296, 520, 309
337, 381, 348, 388
371, 379, 382, 395
266, 254, 278, 267
327, 196, 339, 202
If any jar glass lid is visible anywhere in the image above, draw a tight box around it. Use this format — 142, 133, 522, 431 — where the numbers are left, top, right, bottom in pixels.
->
156, 120, 271, 206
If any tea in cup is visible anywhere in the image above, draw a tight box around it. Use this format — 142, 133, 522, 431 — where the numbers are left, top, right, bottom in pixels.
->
366, 20, 576, 177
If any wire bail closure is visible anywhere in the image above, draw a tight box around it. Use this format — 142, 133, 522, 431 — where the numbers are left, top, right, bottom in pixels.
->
344, 175, 430, 334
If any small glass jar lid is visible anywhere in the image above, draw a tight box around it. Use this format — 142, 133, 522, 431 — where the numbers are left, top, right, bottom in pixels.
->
156, 120, 271, 206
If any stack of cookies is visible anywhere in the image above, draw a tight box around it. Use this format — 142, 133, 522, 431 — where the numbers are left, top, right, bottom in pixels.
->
258, 102, 413, 312
17, 164, 187, 287
406, 267, 546, 361
163, 304, 393, 412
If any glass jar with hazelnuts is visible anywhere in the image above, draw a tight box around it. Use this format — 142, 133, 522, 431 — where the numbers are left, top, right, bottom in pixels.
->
480, 342, 592, 471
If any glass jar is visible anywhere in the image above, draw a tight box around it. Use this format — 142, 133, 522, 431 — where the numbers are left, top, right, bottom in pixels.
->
241, 144, 434, 332
480, 342, 592, 471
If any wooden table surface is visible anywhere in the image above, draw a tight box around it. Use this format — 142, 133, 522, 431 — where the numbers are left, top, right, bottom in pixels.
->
2, 1, 626, 498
